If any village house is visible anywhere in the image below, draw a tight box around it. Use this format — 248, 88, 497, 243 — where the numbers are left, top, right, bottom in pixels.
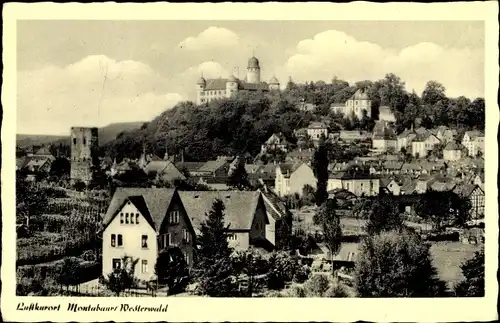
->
453, 184, 485, 220
306, 122, 328, 141
378, 106, 396, 123
396, 129, 416, 152
414, 175, 436, 194
381, 160, 404, 175
327, 168, 380, 197
379, 176, 402, 195
261, 132, 289, 154
339, 130, 370, 142
372, 123, 397, 152
443, 142, 464, 161
190, 156, 233, 177
275, 162, 316, 197
401, 162, 424, 175
473, 173, 485, 190
461, 131, 485, 157
259, 188, 293, 248
179, 191, 270, 250
143, 160, 186, 183
101, 188, 196, 281
411, 132, 441, 158
174, 161, 205, 177
285, 148, 314, 164
110, 158, 142, 177
435, 126, 457, 144
330, 88, 372, 120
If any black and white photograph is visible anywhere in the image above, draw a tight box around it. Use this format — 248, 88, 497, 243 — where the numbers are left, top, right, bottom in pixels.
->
2, 2, 498, 322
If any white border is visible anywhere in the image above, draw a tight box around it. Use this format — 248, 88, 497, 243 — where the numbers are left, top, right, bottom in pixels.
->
2, 2, 499, 322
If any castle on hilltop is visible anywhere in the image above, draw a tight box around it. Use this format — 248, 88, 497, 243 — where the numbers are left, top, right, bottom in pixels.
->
196, 56, 280, 105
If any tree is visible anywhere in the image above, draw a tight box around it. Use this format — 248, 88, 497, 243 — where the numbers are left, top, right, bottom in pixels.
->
355, 229, 447, 297
232, 249, 270, 296
155, 247, 190, 295
49, 157, 71, 178
364, 193, 404, 236
312, 138, 329, 206
304, 273, 331, 297
313, 199, 342, 262
16, 175, 48, 226
454, 249, 484, 297
415, 190, 471, 231
101, 256, 139, 296
57, 258, 80, 292
227, 156, 251, 190
195, 199, 238, 297
422, 80, 446, 106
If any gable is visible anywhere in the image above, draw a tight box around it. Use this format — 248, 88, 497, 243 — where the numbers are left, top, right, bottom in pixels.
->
102, 188, 177, 232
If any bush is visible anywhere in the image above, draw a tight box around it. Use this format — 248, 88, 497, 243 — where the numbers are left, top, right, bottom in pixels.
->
266, 252, 301, 290
293, 265, 311, 283
325, 282, 350, 298
304, 273, 331, 297
355, 229, 447, 297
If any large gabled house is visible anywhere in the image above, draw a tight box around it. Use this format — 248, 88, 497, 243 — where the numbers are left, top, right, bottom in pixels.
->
461, 131, 485, 157
101, 188, 196, 282
275, 162, 316, 197
178, 191, 270, 251
261, 133, 289, 154
453, 184, 485, 220
327, 168, 380, 197
259, 188, 293, 248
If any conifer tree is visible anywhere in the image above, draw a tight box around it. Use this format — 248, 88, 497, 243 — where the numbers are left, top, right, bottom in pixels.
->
312, 138, 329, 206
195, 199, 238, 297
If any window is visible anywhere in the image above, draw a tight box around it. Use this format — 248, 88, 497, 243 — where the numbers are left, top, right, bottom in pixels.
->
135, 213, 139, 224
169, 211, 180, 224
168, 233, 173, 246
73, 138, 77, 145
141, 260, 148, 273
183, 229, 190, 243
83, 138, 86, 145
159, 234, 168, 249
112, 258, 121, 270
125, 213, 129, 224
111, 234, 116, 247
117, 234, 123, 247
141, 235, 148, 248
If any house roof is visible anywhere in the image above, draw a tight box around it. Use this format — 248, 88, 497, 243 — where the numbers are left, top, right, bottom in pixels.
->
178, 191, 265, 233
287, 149, 314, 159
400, 178, 417, 194
197, 158, 231, 173
327, 188, 357, 200
402, 162, 423, 171
308, 122, 327, 129
382, 160, 404, 170
464, 130, 484, 140
203, 78, 270, 91
175, 162, 205, 173
278, 163, 304, 177
103, 188, 177, 232
349, 89, 369, 101
34, 147, 53, 156
444, 142, 463, 151
265, 132, 288, 145
453, 183, 483, 197
329, 169, 377, 180
259, 189, 288, 221
145, 160, 185, 181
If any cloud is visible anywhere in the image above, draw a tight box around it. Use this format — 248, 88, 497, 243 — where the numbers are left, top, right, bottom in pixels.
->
17, 55, 182, 135
280, 30, 484, 99
178, 27, 239, 51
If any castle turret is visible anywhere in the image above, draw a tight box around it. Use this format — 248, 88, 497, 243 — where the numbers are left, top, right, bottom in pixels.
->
269, 76, 280, 91
226, 75, 239, 98
246, 56, 260, 84
196, 75, 206, 105
70, 126, 99, 185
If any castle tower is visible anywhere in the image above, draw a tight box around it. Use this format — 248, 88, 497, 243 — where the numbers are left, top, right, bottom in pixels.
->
269, 76, 280, 91
246, 56, 261, 84
70, 127, 99, 185
226, 75, 239, 98
196, 75, 206, 105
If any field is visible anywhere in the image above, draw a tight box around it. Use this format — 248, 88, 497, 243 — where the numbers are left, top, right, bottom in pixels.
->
430, 242, 481, 289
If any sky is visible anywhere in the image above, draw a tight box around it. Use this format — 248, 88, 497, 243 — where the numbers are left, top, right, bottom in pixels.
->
17, 20, 484, 135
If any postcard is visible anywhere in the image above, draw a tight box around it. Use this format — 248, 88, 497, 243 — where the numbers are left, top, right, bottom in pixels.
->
2, 2, 499, 322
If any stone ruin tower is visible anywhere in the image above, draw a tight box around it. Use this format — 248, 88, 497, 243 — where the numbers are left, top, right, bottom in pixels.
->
70, 127, 99, 185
